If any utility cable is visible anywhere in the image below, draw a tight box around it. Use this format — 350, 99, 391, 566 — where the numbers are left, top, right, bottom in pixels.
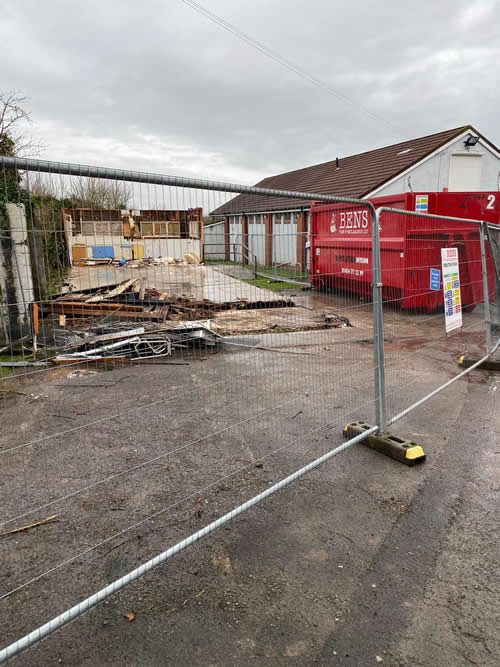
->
181, 0, 394, 130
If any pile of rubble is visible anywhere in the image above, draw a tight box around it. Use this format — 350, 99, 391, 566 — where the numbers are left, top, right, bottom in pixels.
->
42, 278, 249, 326
26, 278, 224, 364
51, 320, 218, 364
80, 252, 202, 268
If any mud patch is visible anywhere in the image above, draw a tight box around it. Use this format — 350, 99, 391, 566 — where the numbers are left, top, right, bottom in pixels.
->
305, 548, 329, 563
284, 639, 309, 658
212, 554, 233, 576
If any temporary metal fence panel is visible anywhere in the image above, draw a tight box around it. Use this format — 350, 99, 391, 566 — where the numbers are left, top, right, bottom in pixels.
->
2, 157, 499, 662
0, 157, 383, 661
375, 206, 499, 428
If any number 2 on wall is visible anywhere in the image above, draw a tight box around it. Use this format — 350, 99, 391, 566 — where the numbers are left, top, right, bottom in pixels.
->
487, 194, 496, 209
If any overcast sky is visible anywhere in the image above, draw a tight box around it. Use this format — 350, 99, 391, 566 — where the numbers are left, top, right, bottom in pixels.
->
2, 0, 499, 184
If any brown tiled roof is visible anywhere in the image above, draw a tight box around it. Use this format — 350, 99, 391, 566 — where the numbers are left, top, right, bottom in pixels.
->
213, 125, 489, 215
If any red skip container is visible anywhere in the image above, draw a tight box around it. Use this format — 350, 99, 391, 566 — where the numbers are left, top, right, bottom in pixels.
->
309, 192, 498, 312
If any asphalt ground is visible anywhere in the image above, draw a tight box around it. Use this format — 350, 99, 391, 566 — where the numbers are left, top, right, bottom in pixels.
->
0, 291, 498, 666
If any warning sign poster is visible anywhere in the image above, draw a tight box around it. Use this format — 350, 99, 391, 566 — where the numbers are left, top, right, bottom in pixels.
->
415, 195, 428, 212
441, 247, 462, 333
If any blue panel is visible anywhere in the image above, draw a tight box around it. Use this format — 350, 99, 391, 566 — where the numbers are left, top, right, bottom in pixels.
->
92, 245, 114, 259
430, 268, 440, 291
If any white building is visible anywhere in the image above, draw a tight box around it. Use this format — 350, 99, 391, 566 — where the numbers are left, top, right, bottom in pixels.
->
207, 125, 500, 269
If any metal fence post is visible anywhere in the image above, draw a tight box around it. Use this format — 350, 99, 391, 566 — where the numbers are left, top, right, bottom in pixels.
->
479, 221, 492, 354
372, 207, 387, 431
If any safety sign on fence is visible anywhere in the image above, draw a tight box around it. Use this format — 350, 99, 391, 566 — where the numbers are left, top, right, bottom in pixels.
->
441, 247, 462, 333
429, 267, 440, 291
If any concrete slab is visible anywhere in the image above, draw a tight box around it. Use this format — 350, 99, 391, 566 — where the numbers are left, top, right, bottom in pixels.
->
211, 307, 332, 335
68, 264, 289, 306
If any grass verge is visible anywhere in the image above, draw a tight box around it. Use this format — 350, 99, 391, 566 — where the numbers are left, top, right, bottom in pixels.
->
242, 277, 301, 291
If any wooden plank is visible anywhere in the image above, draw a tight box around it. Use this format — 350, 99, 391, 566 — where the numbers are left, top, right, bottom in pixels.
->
52, 283, 122, 300
85, 278, 138, 303
44, 304, 165, 320
32, 303, 39, 335
31, 302, 39, 359
53, 301, 145, 313
155, 306, 170, 320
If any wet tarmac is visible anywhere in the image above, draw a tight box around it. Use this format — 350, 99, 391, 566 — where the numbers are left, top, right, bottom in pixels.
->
1, 278, 497, 666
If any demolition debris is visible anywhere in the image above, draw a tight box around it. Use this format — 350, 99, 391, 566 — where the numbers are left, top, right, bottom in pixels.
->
2, 270, 353, 369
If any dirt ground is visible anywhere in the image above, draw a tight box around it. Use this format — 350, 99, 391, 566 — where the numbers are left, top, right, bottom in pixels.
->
0, 286, 498, 666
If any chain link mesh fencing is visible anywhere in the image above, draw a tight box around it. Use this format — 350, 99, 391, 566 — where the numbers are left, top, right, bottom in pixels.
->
0, 158, 498, 660
375, 207, 499, 427
0, 158, 383, 660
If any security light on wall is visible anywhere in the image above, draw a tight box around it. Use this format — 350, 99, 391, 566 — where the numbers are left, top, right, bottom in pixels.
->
464, 134, 479, 148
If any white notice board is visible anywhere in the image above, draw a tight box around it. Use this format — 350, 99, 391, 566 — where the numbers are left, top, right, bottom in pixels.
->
441, 247, 462, 333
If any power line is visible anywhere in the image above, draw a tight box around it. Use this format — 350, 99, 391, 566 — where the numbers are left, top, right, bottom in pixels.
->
181, 0, 393, 130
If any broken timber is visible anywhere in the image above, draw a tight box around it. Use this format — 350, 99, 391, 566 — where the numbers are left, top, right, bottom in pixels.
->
85, 279, 139, 303
43, 303, 166, 320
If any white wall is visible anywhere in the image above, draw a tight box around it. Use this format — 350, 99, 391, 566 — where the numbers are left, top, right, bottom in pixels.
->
371, 135, 500, 197
203, 221, 226, 260
143, 238, 200, 259
69, 235, 201, 261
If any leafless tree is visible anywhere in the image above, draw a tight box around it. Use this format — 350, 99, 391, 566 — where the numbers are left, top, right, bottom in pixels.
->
0, 91, 43, 157
0, 92, 131, 209
70, 178, 132, 209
